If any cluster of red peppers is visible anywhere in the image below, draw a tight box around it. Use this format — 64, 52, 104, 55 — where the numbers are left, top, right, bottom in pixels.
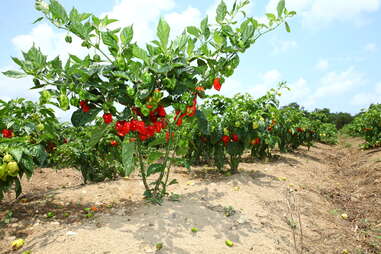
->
101, 105, 168, 142
78, 76, 222, 144
221, 134, 239, 145
1, 129, 13, 138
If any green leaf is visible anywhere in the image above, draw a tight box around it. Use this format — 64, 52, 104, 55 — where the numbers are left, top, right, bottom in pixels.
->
49, 0, 68, 23
187, 38, 195, 56
88, 125, 107, 147
29, 145, 48, 166
148, 137, 166, 147
120, 25, 133, 46
157, 18, 170, 50
32, 17, 44, 24
146, 163, 165, 177
186, 26, 200, 37
132, 45, 149, 64
20, 157, 35, 176
196, 110, 209, 135
216, 1, 227, 24
285, 22, 291, 33
15, 178, 22, 198
213, 31, 225, 46
277, 0, 285, 17
168, 179, 178, 186
9, 149, 23, 163
266, 13, 276, 21
122, 141, 135, 176
200, 17, 210, 39
148, 151, 164, 163
101, 31, 118, 49
71, 108, 101, 127
2, 70, 27, 79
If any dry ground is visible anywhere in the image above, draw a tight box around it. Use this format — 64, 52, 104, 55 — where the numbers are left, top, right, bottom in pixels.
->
0, 137, 380, 254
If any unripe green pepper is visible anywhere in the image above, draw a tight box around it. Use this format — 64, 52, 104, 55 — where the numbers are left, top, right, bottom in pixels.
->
59, 94, 69, 110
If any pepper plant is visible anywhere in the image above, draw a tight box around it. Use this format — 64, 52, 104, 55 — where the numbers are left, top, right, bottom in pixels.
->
343, 104, 381, 148
0, 99, 52, 199
3, 0, 294, 202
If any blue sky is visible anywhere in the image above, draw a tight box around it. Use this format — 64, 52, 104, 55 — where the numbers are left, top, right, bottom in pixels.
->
1, 0, 380, 120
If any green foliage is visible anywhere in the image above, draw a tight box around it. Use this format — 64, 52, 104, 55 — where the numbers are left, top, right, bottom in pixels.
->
3, 0, 293, 202
49, 124, 122, 183
344, 104, 381, 149
183, 85, 339, 173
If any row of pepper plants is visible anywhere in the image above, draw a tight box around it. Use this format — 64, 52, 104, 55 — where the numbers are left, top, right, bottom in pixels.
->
182, 85, 338, 174
343, 104, 381, 149
1, 0, 295, 203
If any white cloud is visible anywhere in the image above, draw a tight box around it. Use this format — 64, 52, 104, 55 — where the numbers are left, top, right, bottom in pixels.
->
272, 40, 297, 54
365, 43, 377, 52
250, 69, 282, 97
315, 59, 329, 71
352, 82, 381, 107
280, 77, 312, 106
165, 7, 202, 38
103, 0, 176, 44
0, 65, 39, 102
314, 67, 364, 98
266, 0, 380, 27
12, 23, 85, 61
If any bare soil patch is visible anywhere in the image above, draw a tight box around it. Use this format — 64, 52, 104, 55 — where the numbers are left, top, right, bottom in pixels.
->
0, 138, 380, 254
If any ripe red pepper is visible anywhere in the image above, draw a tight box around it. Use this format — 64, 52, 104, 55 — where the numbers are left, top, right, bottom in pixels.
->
213, 78, 222, 91
221, 135, 230, 145
110, 140, 118, 146
157, 106, 166, 117
79, 100, 90, 113
195, 86, 205, 91
103, 113, 113, 124
267, 126, 273, 131
252, 137, 261, 145
115, 121, 131, 137
231, 134, 239, 142
153, 121, 164, 133
1, 129, 13, 138
131, 120, 146, 134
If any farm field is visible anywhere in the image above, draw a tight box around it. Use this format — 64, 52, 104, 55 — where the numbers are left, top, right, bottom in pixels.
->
1, 137, 380, 254
1, 0, 381, 253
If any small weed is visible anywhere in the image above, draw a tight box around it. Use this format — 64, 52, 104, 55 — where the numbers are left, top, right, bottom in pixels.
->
85, 213, 94, 218
223, 206, 236, 217
168, 193, 181, 202
1, 210, 13, 224
46, 212, 55, 219
287, 218, 297, 229
156, 242, 163, 250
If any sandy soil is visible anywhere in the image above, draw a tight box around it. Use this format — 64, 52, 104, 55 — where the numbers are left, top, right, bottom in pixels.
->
0, 137, 380, 254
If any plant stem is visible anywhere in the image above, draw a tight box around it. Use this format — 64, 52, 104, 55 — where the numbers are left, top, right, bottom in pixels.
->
137, 139, 150, 193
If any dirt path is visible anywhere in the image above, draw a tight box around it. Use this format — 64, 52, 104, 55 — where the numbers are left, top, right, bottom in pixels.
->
0, 138, 380, 254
